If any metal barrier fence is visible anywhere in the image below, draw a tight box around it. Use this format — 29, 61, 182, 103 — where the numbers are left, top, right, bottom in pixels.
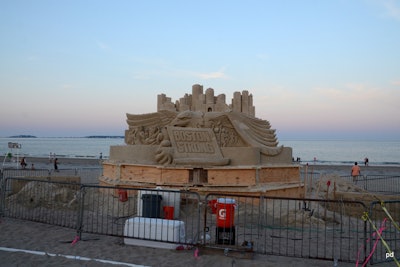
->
78, 185, 202, 246
0, 177, 202, 248
0, 177, 80, 229
1, 168, 50, 179
340, 175, 400, 194
368, 200, 400, 265
1, 167, 103, 185
300, 170, 320, 183
300, 172, 400, 195
204, 194, 368, 263
2, 176, 400, 264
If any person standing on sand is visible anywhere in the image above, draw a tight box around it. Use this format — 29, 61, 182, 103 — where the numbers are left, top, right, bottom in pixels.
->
20, 157, 27, 169
54, 158, 59, 172
351, 162, 361, 183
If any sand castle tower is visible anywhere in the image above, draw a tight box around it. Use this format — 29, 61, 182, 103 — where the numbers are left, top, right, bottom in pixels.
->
100, 84, 302, 197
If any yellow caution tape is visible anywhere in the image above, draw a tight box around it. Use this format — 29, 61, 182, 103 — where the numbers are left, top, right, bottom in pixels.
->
363, 212, 400, 267
379, 202, 400, 231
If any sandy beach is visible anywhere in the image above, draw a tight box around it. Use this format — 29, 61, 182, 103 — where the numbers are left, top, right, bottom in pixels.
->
1, 156, 102, 170
1, 157, 398, 266
2, 156, 399, 176
0, 217, 372, 267
307, 164, 400, 176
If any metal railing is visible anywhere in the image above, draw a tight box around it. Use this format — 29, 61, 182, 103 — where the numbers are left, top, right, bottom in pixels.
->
300, 171, 400, 195
204, 193, 368, 262
368, 200, 400, 265
0, 177, 202, 247
78, 185, 202, 246
0, 177, 80, 229
1, 175, 399, 265
1, 167, 103, 185
340, 175, 400, 194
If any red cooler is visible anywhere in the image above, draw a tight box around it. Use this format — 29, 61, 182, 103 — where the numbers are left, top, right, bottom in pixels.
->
208, 199, 217, 214
163, 206, 174, 220
216, 198, 236, 228
118, 189, 128, 202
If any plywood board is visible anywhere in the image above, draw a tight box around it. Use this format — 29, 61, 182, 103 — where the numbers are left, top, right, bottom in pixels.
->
120, 165, 160, 184
259, 167, 300, 183
103, 164, 117, 178
160, 169, 189, 185
208, 169, 256, 186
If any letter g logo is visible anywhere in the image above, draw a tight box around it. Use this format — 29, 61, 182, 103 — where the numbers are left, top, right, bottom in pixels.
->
219, 209, 226, 220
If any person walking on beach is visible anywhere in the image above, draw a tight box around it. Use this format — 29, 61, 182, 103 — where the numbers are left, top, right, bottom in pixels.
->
364, 157, 369, 166
54, 158, 59, 172
351, 162, 361, 183
20, 157, 27, 169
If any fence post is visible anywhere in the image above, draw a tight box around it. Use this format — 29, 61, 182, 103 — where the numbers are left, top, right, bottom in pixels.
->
364, 175, 367, 191
196, 192, 202, 245
0, 175, 4, 217
368, 201, 376, 265
363, 212, 368, 265
76, 185, 86, 240
203, 194, 209, 246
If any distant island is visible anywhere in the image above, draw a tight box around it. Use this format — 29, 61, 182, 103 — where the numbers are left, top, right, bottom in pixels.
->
4, 135, 124, 138
85, 136, 124, 139
8, 135, 37, 138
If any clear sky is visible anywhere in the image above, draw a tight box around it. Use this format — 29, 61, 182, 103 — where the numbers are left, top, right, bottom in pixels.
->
1, 0, 399, 140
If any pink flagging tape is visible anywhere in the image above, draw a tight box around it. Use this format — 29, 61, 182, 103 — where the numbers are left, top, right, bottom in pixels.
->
194, 248, 199, 258
356, 218, 387, 267
71, 235, 80, 246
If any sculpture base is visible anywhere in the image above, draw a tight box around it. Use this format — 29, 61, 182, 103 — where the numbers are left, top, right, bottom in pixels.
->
100, 161, 304, 198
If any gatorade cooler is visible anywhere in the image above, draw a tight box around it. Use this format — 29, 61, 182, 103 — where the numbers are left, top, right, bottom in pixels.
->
163, 206, 174, 220
216, 198, 236, 228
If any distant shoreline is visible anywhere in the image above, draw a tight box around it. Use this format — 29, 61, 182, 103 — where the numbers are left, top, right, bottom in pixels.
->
3, 136, 124, 139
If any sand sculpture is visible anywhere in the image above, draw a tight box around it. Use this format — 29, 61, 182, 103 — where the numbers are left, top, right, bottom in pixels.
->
100, 84, 302, 196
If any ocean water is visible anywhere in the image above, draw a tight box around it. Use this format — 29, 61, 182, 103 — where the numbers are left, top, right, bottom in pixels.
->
0, 137, 124, 159
0, 137, 399, 166
281, 139, 400, 166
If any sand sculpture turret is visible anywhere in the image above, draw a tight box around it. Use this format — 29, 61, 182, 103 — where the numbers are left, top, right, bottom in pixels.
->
100, 84, 303, 197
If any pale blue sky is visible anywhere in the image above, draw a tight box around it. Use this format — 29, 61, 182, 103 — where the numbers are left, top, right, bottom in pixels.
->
1, 0, 399, 139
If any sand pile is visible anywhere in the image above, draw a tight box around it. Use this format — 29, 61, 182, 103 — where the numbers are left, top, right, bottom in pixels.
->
314, 174, 398, 202
8, 181, 80, 209
280, 207, 341, 227
314, 174, 367, 197
6, 181, 139, 220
